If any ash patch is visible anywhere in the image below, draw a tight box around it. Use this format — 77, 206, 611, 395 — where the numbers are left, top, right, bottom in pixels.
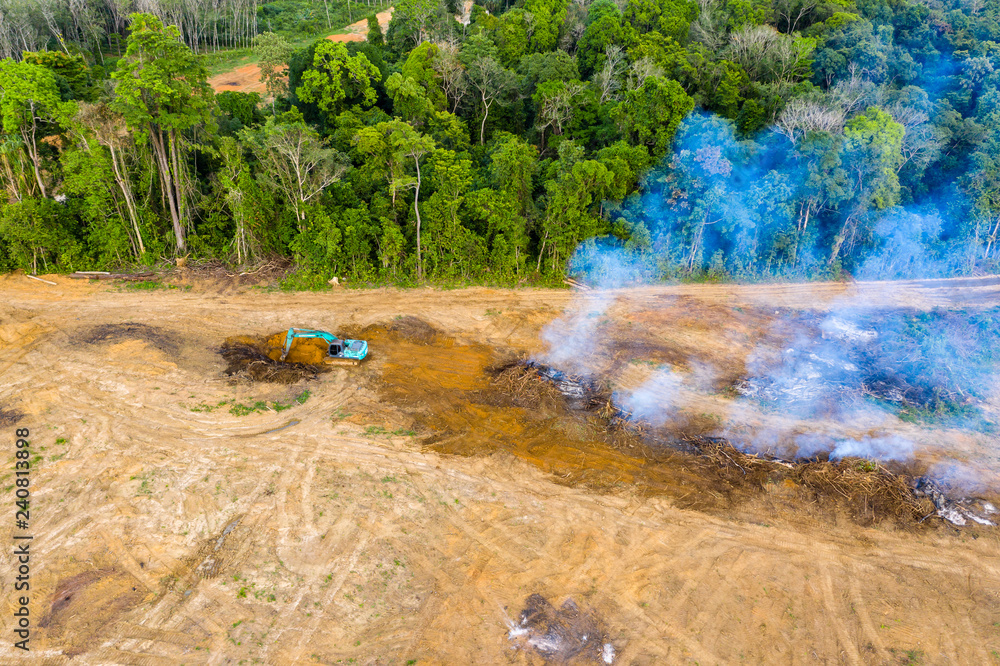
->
0, 406, 23, 426
737, 308, 1000, 415
79, 322, 180, 354
507, 594, 615, 664
913, 477, 996, 527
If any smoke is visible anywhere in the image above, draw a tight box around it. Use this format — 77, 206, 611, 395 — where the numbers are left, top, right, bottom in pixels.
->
614, 367, 685, 427
535, 48, 1000, 485
538, 291, 615, 375
537, 244, 655, 375
794, 434, 915, 461
540, 115, 1000, 487
728, 282, 1000, 475
603, 107, 995, 281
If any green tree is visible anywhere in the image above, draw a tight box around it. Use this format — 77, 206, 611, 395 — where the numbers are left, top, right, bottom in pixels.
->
610, 76, 694, 158
424, 148, 477, 276
523, 0, 568, 53
367, 15, 385, 46
0, 58, 71, 200
388, 0, 440, 50
296, 41, 381, 120
577, 0, 629, 78
70, 102, 149, 258
622, 0, 698, 39
111, 13, 213, 253
828, 107, 904, 265
384, 120, 436, 280
533, 79, 587, 149
401, 42, 448, 111
597, 140, 651, 202
460, 34, 518, 145
539, 142, 614, 273
242, 119, 347, 226
496, 9, 532, 67
0, 198, 80, 273
517, 50, 580, 92
59, 147, 127, 266
387, 72, 435, 123
22, 51, 92, 101
489, 133, 538, 220
218, 136, 273, 265
253, 32, 295, 113
465, 188, 528, 277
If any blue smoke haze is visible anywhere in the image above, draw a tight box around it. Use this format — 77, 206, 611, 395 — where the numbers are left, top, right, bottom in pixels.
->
537, 98, 1000, 485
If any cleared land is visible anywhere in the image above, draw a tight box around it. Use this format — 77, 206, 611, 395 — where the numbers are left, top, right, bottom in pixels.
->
208, 9, 395, 94
0, 273, 998, 664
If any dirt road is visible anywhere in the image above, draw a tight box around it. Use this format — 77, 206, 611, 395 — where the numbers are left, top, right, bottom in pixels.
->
0, 273, 998, 663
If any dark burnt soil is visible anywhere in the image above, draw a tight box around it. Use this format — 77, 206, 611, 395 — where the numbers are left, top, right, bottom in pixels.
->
0, 406, 23, 426
39, 568, 147, 656
78, 322, 180, 354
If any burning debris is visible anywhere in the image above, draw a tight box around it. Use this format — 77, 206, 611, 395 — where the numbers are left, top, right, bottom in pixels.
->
913, 478, 996, 527
505, 594, 615, 664
490, 360, 610, 410
500, 358, 997, 528
523, 361, 609, 408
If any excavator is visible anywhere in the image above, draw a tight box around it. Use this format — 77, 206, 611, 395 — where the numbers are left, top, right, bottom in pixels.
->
278, 328, 368, 365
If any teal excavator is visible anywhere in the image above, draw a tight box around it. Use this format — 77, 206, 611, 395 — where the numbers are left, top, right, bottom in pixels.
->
279, 328, 368, 365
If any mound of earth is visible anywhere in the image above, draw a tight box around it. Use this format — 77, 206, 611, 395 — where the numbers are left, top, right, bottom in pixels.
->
219, 334, 332, 383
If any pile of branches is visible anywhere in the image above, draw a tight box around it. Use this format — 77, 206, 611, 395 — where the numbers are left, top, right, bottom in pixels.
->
681, 434, 781, 473
793, 458, 929, 524
488, 360, 610, 410
521, 360, 610, 409
218, 337, 330, 384
488, 360, 563, 408
681, 435, 930, 524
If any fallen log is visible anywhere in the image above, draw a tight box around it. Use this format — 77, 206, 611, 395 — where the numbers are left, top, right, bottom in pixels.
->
563, 278, 591, 291
68, 271, 156, 281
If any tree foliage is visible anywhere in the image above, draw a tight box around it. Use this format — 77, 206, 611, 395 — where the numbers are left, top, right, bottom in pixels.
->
0, 0, 999, 284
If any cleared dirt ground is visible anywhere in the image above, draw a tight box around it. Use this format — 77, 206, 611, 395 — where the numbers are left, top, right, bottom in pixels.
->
209, 9, 395, 94
1, 273, 999, 664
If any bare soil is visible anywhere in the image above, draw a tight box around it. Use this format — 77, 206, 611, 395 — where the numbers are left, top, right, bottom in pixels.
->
1, 272, 999, 664
327, 9, 394, 43
208, 63, 269, 94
